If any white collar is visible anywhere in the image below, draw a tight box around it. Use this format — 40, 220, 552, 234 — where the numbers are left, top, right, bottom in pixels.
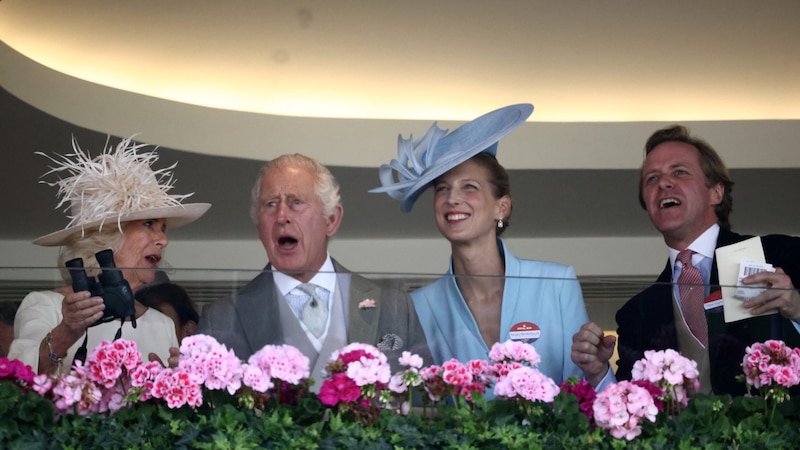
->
273, 254, 337, 296
668, 223, 720, 269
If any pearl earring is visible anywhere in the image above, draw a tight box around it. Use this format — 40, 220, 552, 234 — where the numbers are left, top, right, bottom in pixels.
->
497, 218, 504, 229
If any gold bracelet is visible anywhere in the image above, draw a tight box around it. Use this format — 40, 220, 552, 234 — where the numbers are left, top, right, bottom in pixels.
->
46, 330, 66, 370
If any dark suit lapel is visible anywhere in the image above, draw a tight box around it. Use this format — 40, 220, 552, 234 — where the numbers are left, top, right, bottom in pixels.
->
654, 262, 676, 327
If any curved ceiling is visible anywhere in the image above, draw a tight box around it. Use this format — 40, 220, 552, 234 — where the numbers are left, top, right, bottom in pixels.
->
1, 1, 799, 168
3, 0, 798, 121
1, 1, 799, 248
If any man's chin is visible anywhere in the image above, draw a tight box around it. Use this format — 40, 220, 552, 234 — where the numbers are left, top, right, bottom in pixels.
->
270, 258, 307, 274
649, 211, 683, 230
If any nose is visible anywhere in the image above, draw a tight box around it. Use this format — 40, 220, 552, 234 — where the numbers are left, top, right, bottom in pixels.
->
276, 202, 291, 224
155, 229, 169, 248
446, 189, 462, 205
658, 175, 673, 189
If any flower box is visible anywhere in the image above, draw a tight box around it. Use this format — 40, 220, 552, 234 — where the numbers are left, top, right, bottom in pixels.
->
2, 337, 800, 448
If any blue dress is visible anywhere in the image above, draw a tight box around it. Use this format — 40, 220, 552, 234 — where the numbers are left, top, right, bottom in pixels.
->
411, 239, 586, 385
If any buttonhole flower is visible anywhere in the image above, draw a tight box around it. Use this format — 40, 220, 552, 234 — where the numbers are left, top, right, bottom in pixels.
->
358, 299, 376, 309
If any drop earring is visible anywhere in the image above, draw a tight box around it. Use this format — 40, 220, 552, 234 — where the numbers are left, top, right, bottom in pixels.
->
497, 217, 504, 229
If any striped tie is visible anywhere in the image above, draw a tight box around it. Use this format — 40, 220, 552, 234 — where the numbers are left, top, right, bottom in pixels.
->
677, 250, 707, 346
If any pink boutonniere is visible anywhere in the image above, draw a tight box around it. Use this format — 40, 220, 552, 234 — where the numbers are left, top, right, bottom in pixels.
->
358, 299, 376, 309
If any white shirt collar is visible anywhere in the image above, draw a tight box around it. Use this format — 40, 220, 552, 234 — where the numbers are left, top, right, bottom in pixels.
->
668, 223, 720, 269
273, 254, 337, 296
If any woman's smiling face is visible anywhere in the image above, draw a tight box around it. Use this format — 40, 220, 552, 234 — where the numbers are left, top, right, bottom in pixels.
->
433, 159, 508, 243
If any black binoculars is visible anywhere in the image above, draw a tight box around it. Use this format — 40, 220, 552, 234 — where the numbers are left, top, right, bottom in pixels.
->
66, 249, 137, 328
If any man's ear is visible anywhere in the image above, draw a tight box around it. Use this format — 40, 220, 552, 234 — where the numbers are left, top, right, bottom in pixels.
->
710, 182, 724, 205
326, 204, 344, 237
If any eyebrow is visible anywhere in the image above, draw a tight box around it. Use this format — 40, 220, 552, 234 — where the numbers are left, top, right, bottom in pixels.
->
643, 161, 691, 172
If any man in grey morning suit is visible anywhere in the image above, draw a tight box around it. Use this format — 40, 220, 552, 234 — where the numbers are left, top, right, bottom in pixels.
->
198, 154, 431, 389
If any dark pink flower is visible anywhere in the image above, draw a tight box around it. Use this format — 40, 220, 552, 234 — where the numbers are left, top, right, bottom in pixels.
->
318, 372, 361, 406
559, 378, 597, 421
632, 380, 665, 411
0, 358, 36, 386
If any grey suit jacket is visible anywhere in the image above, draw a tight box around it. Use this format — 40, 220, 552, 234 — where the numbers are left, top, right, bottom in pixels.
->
198, 259, 432, 372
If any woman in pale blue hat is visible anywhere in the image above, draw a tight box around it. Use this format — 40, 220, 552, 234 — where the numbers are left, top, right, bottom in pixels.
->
372, 104, 591, 389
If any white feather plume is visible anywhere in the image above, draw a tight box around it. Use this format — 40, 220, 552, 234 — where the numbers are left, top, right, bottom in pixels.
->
36, 135, 194, 234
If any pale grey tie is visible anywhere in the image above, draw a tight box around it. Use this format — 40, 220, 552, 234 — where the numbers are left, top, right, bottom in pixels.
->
296, 283, 329, 338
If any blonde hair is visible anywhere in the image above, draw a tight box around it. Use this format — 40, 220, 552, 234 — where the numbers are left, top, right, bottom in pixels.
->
57, 225, 127, 283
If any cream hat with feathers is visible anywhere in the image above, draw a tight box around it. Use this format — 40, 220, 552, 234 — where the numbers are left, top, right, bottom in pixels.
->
33, 135, 211, 246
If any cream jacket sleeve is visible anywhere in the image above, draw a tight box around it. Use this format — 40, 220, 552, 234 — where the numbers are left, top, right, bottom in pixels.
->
8, 290, 64, 373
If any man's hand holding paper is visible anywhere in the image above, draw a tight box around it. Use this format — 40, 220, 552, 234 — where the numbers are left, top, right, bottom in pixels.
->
717, 236, 800, 323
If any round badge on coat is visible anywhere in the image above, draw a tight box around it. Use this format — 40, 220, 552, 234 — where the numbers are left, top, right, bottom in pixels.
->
509, 321, 540, 343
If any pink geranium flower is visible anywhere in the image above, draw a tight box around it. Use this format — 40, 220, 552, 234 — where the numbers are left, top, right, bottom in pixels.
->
485, 340, 553, 403
559, 378, 597, 421
0, 357, 36, 389
417, 358, 492, 403
27, 335, 317, 414
742, 340, 800, 390
387, 351, 425, 414
41, 362, 104, 416
398, 351, 424, 369
151, 369, 202, 409
318, 372, 362, 405
494, 366, 560, 403
631, 349, 699, 411
419, 365, 447, 402
741, 340, 800, 410
318, 343, 392, 424
247, 344, 310, 388
87, 339, 143, 389
129, 361, 165, 401
593, 380, 658, 441
488, 340, 541, 366
178, 334, 243, 395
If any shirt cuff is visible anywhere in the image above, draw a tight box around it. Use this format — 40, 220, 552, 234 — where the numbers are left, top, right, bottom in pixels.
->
592, 365, 616, 393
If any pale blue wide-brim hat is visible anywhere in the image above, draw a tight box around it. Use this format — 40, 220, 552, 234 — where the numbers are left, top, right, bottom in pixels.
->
369, 103, 533, 212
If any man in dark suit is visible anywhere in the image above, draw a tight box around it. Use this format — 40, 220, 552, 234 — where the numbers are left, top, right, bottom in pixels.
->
571, 125, 800, 394
197, 154, 431, 388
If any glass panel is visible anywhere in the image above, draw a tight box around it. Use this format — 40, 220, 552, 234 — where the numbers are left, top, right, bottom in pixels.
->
1, 265, 794, 396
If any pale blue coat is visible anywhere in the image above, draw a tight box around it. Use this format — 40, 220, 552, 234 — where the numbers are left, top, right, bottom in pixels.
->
411, 239, 586, 384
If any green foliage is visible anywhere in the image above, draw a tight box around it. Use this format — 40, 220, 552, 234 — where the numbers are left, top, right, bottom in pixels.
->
3, 381, 800, 449
0, 382, 56, 448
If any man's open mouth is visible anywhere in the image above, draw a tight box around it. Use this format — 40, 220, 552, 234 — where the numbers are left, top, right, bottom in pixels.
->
278, 236, 298, 247
659, 198, 681, 209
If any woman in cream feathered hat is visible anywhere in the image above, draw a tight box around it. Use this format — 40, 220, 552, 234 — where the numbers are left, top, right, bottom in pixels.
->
372, 104, 598, 395
8, 135, 210, 374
